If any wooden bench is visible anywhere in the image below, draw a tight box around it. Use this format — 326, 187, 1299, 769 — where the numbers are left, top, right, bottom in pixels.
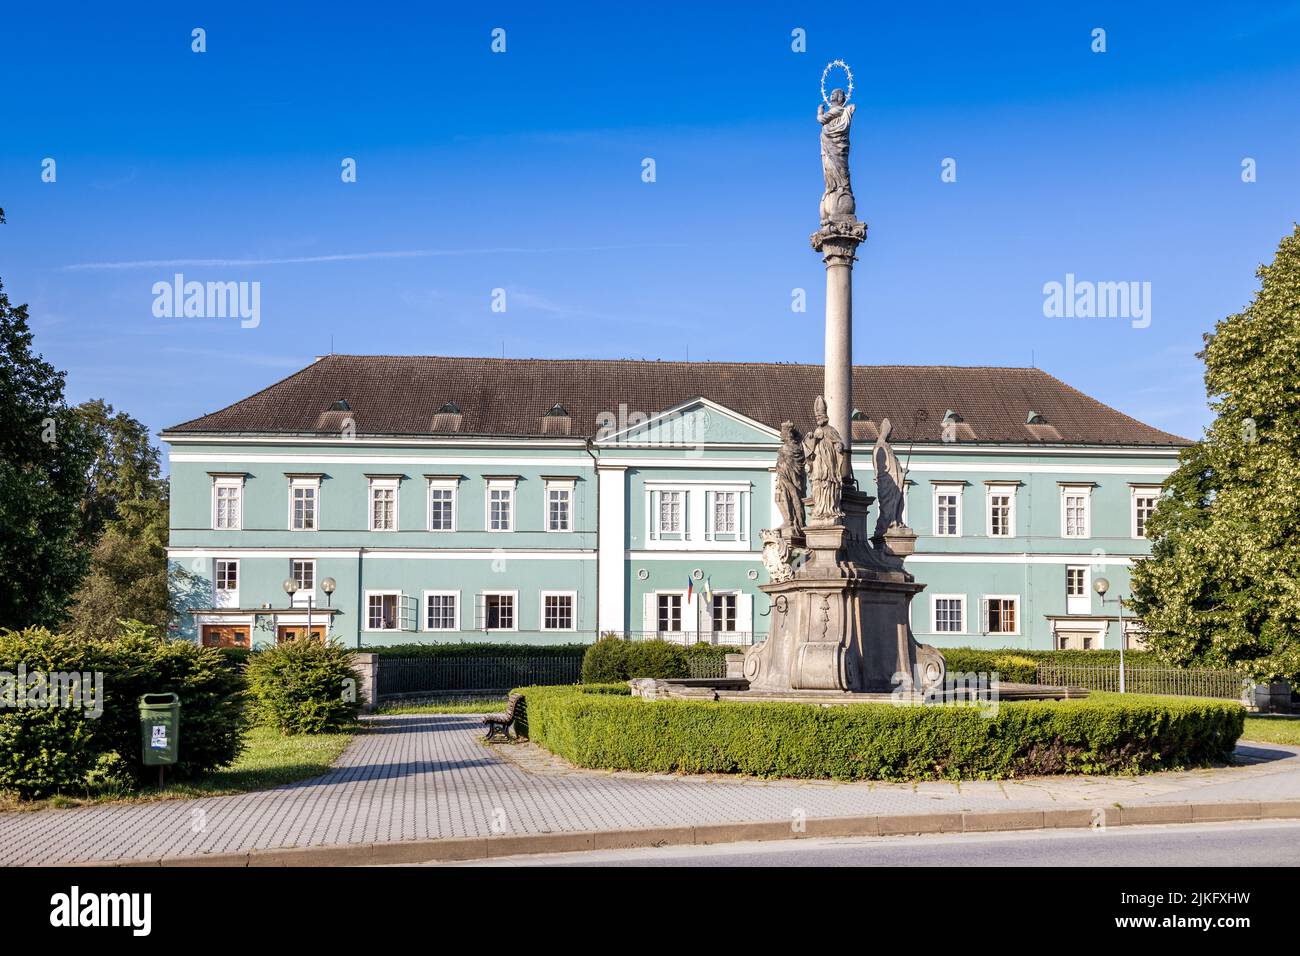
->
482, 693, 524, 741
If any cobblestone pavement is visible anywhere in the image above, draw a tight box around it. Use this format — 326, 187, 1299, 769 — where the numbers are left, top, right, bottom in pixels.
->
2, 714, 1297, 866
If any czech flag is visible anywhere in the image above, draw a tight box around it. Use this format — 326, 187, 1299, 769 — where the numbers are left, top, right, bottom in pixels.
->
686, 576, 694, 602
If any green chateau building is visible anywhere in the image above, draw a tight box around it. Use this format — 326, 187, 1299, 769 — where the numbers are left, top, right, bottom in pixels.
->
163, 355, 1184, 652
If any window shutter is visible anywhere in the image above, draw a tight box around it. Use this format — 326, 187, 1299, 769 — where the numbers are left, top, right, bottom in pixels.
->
648, 490, 657, 540
740, 492, 749, 543
704, 491, 713, 541
682, 491, 689, 538
642, 592, 657, 636
981, 598, 990, 634
737, 593, 754, 640
401, 594, 419, 631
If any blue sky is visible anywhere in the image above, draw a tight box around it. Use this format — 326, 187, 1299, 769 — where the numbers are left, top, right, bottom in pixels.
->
2, 1, 1298, 452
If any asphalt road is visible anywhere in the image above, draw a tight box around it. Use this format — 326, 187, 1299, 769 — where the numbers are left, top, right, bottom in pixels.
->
430, 820, 1300, 867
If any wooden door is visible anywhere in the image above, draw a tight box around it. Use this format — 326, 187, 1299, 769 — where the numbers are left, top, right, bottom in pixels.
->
201, 625, 250, 648
276, 625, 326, 644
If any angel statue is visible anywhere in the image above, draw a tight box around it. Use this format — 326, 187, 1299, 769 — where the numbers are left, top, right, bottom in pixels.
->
872, 417, 908, 538
774, 421, 806, 539
804, 396, 848, 522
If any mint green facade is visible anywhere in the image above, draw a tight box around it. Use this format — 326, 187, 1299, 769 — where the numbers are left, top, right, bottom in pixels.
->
165, 400, 1176, 650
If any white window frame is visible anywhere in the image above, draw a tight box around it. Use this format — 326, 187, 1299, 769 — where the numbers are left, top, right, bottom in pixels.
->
710, 591, 739, 633
211, 476, 244, 531
981, 594, 1021, 636
1060, 485, 1092, 539
422, 589, 460, 631
645, 480, 750, 550
427, 479, 458, 533
544, 479, 574, 533
932, 483, 964, 537
1131, 486, 1160, 539
655, 591, 685, 635
369, 478, 400, 532
485, 479, 516, 533
287, 476, 320, 531
930, 593, 966, 634
479, 590, 519, 632
364, 590, 403, 631
290, 559, 316, 604
539, 590, 577, 632
985, 484, 1017, 538
1066, 565, 1091, 615
213, 558, 239, 607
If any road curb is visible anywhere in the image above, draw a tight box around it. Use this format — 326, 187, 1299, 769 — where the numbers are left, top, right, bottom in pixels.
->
75, 798, 1300, 867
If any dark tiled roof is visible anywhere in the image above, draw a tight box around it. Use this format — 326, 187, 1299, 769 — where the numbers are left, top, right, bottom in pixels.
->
163, 355, 1188, 446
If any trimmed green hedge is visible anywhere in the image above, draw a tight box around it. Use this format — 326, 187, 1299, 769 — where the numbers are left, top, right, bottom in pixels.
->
511, 684, 1243, 781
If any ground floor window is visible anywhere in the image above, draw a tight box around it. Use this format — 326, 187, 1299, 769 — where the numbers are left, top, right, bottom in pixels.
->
933, 596, 964, 633
542, 593, 575, 630
483, 593, 515, 630
367, 593, 400, 630
983, 596, 1019, 635
711, 593, 736, 632
658, 594, 682, 634
425, 592, 458, 630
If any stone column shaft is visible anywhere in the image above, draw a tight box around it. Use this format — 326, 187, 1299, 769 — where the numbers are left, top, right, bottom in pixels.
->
823, 256, 853, 451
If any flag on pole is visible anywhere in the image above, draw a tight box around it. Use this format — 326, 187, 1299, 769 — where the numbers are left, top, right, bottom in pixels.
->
702, 576, 713, 604
685, 576, 694, 603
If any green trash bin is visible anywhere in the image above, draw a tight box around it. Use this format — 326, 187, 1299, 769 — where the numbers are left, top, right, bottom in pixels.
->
139, 693, 180, 768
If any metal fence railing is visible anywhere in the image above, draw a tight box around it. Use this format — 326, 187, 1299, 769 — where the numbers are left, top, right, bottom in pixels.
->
1035, 663, 1250, 700
376, 656, 582, 698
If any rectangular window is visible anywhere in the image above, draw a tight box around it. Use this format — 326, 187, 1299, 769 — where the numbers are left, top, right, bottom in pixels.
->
291, 559, 315, 593
367, 593, 399, 630
1062, 487, 1091, 538
1133, 493, 1158, 538
428, 483, 456, 532
1066, 567, 1086, 597
215, 559, 238, 592
484, 593, 515, 630
425, 592, 458, 630
933, 485, 962, 536
988, 492, 1013, 537
657, 594, 682, 634
213, 480, 242, 530
711, 593, 737, 632
546, 484, 572, 532
933, 596, 964, 633
542, 593, 575, 631
289, 480, 317, 530
658, 491, 683, 535
984, 597, 1019, 635
488, 484, 514, 532
370, 480, 398, 531
713, 492, 738, 535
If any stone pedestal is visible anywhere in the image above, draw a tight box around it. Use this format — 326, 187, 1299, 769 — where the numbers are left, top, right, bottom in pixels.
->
744, 491, 945, 695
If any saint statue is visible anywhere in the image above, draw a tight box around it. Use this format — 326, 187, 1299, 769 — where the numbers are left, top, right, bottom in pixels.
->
804, 396, 848, 522
872, 417, 908, 538
774, 421, 806, 539
818, 88, 855, 222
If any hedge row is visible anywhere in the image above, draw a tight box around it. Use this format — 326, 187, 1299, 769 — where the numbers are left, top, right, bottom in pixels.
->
512, 684, 1244, 781
0, 625, 247, 798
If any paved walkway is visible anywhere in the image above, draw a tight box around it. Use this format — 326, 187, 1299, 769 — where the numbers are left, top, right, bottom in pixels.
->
3, 714, 1299, 866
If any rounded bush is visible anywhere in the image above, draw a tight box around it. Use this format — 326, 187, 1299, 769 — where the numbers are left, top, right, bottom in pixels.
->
581, 636, 631, 683
245, 638, 362, 734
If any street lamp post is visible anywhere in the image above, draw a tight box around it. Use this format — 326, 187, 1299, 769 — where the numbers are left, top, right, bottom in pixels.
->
1093, 576, 1126, 693
282, 578, 314, 641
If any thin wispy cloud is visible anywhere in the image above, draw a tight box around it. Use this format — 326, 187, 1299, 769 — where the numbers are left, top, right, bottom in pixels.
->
63, 244, 689, 271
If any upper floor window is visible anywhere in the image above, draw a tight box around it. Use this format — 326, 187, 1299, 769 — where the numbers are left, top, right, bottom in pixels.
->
658, 490, 684, 537
214, 559, 238, 592
1061, 485, 1092, 538
707, 490, 746, 542
932, 483, 963, 536
986, 484, 1016, 537
427, 480, 457, 532
212, 476, 243, 530
288, 476, 319, 531
486, 480, 515, 532
291, 558, 315, 594
369, 478, 399, 531
646, 482, 751, 548
1132, 487, 1160, 539
546, 480, 573, 532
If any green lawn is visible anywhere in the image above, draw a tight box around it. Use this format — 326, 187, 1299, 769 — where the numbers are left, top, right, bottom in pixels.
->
376, 696, 505, 715
1242, 714, 1300, 746
3, 723, 356, 812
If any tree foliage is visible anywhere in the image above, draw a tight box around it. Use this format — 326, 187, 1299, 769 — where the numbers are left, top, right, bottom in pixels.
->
1131, 225, 1300, 682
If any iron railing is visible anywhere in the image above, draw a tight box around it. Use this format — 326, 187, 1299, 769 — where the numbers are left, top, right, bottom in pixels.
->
618, 630, 756, 646
376, 655, 582, 698
1035, 663, 1250, 700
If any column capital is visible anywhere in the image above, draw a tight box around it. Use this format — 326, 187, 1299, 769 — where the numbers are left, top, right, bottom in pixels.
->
811, 218, 868, 266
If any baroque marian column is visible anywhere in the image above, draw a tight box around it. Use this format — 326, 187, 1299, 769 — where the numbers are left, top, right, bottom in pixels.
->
811, 70, 867, 454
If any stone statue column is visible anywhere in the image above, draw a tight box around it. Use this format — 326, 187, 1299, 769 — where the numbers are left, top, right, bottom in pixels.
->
812, 81, 867, 458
